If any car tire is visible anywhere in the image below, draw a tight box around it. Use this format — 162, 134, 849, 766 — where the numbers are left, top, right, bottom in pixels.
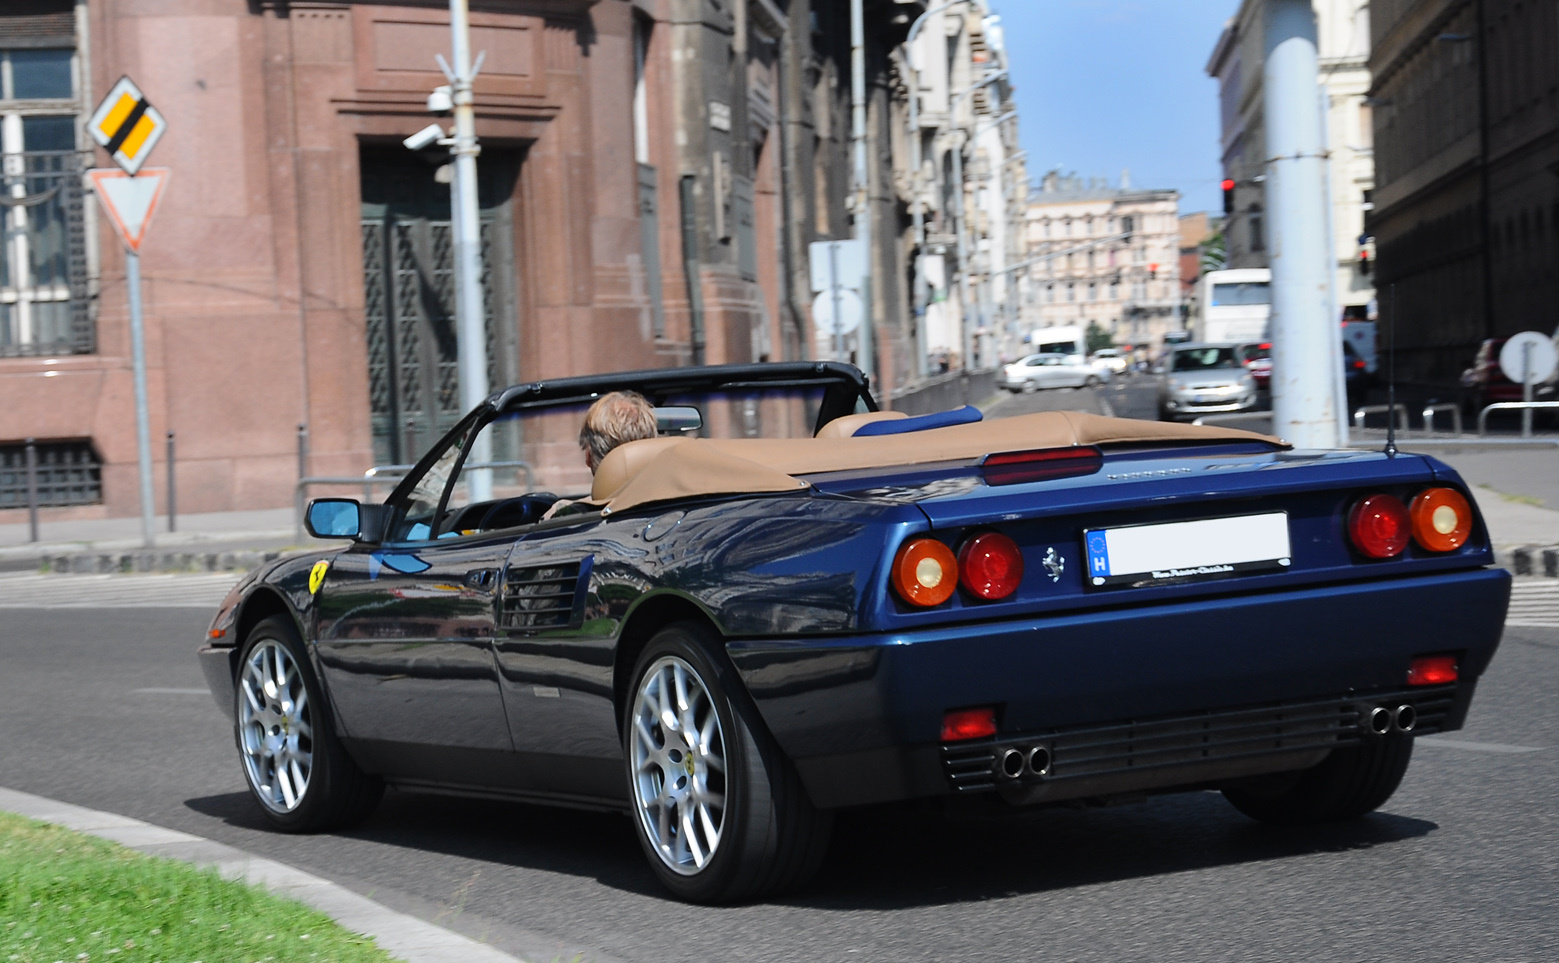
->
1085, 375, 1100, 388
234, 615, 383, 832
1220, 735, 1413, 826
623, 621, 832, 903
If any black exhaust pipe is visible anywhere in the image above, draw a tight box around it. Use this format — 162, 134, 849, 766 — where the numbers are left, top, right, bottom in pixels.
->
997, 747, 1025, 779
1393, 704, 1417, 733
1365, 706, 1392, 736
1026, 745, 1052, 777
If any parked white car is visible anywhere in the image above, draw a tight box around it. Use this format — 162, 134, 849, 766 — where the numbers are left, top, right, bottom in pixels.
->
1090, 348, 1129, 375
1002, 353, 1109, 392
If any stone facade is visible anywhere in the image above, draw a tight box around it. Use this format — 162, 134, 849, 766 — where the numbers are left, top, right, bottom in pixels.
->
1022, 175, 1181, 354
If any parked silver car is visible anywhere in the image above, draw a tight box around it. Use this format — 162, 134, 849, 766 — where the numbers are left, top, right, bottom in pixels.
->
1158, 343, 1257, 420
1002, 353, 1107, 392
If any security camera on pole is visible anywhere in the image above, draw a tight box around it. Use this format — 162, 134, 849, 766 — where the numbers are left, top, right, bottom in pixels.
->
404, 0, 491, 501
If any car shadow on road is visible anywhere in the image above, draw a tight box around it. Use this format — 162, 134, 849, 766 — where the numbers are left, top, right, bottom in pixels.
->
185, 786, 1435, 910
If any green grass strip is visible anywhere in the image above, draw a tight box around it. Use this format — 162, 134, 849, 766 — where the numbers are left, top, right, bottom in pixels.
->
0, 810, 402, 963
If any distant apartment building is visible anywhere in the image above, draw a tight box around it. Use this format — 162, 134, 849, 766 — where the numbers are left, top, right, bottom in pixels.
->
1206, 0, 1376, 322
1022, 173, 1181, 352
1370, 0, 1559, 385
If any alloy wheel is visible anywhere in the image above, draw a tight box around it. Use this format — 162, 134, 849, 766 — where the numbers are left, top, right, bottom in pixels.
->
630, 655, 728, 875
237, 639, 314, 813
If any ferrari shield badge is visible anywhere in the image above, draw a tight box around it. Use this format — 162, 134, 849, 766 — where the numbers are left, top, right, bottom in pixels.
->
309, 560, 330, 594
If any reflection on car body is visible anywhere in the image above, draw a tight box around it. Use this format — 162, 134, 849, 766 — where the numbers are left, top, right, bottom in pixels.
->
199, 361, 1508, 904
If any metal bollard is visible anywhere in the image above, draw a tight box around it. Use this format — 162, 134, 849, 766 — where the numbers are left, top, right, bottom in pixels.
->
166, 431, 176, 533
23, 437, 39, 543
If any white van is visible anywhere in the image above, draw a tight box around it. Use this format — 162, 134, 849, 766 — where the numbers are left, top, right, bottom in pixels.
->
1030, 324, 1085, 359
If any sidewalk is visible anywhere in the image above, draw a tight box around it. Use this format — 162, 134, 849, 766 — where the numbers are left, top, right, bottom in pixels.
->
0, 507, 308, 572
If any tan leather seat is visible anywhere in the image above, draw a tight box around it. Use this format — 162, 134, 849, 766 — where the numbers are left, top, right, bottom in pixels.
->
591, 436, 691, 502
814, 410, 908, 438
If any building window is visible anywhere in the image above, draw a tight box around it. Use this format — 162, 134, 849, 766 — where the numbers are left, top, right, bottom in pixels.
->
1042, 217, 1050, 238
0, 439, 101, 507
1063, 217, 1072, 237
1045, 283, 1054, 303
1087, 282, 1097, 301
0, 38, 90, 357
1066, 282, 1075, 302
632, 17, 650, 166
1109, 280, 1119, 300
1248, 204, 1265, 252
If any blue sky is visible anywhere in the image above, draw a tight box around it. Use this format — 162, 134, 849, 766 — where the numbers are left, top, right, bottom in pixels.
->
989, 0, 1240, 214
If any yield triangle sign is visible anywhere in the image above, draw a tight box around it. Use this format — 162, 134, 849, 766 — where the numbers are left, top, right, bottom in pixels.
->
88, 168, 169, 252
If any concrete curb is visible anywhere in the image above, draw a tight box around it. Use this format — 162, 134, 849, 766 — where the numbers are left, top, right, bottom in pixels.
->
1495, 545, 1559, 577
29, 549, 285, 574
0, 786, 525, 963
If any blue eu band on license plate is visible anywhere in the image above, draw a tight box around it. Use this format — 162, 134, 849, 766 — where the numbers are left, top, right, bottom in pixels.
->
1083, 512, 1292, 589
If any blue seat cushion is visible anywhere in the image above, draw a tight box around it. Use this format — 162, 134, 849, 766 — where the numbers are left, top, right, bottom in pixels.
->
852, 405, 984, 437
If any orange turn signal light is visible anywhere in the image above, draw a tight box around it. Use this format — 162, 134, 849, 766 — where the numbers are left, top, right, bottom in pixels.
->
892, 537, 958, 607
1410, 487, 1472, 553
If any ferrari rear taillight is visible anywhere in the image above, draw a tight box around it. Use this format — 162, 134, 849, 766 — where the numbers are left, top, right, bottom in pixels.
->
892, 537, 958, 607
1407, 654, 1459, 686
958, 531, 1024, 601
1348, 493, 1411, 559
1410, 487, 1473, 552
941, 706, 997, 741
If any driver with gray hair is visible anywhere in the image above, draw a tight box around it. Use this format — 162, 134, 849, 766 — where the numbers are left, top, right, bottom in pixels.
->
542, 390, 658, 520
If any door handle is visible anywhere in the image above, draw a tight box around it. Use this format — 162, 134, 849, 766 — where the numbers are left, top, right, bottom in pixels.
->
464, 568, 498, 590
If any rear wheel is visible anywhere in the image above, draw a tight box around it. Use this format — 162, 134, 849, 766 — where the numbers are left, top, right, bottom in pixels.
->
624, 621, 832, 903
1221, 736, 1413, 825
234, 615, 382, 832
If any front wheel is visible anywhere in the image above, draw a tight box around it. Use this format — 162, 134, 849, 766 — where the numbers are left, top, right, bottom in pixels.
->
1084, 375, 1100, 388
234, 615, 382, 832
1221, 735, 1413, 825
624, 622, 832, 903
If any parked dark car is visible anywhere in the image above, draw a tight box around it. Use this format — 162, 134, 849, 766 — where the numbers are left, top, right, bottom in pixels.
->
1460, 337, 1558, 414
200, 362, 1509, 903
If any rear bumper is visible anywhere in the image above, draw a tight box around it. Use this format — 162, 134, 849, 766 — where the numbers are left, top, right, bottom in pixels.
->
727, 567, 1509, 809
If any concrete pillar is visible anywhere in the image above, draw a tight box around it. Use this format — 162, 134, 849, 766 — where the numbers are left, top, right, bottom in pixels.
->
1263, 0, 1344, 449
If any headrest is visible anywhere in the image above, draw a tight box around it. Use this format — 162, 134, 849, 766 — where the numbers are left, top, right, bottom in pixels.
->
815, 410, 909, 438
853, 405, 983, 436
590, 436, 691, 502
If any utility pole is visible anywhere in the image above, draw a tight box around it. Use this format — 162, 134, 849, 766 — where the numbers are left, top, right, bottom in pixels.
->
1263, 0, 1342, 449
849, 0, 872, 382
447, 0, 491, 500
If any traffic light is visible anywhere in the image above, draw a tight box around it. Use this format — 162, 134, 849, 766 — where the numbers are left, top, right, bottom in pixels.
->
1148, 263, 1159, 280
1222, 178, 1235, 215
1359, 249, 1371, 276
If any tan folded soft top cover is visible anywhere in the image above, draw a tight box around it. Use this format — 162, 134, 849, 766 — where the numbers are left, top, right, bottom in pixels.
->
587, 410, 1285, 513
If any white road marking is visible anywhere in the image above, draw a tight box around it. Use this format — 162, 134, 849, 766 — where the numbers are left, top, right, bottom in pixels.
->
1504, 578, 1559, 628
0, 572, 239, 608
1416, 737, 1545, 754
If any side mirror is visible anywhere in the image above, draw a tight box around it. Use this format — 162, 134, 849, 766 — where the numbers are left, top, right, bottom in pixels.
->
305, 499, 366, 540
653, 405, 703, 434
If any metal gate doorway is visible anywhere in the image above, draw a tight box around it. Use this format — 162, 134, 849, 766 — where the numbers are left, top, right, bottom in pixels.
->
359, 146, 520, 465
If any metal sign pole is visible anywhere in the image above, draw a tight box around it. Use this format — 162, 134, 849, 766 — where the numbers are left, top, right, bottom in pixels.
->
449, 0, 491, 502
829, 242, 843, 363
126, 249, 156, 548
1523, 341, 1534, 438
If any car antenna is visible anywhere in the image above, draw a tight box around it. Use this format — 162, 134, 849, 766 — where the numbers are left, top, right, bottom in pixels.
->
1384, 283, 1398, 457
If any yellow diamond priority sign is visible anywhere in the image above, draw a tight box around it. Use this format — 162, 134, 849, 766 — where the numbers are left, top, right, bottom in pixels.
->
88, 76, 167, 176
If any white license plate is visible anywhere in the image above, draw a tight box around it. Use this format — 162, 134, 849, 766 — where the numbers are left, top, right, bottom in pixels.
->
1083, 512, 1291, 589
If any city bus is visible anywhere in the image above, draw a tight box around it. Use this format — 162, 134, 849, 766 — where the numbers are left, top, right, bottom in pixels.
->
1197, 268, 1271, 344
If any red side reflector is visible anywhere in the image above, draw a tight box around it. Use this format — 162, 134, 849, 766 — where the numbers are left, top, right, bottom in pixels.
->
941, 707, 997, 742
1408, 654, 1458, 686
981, 446, 1103, 485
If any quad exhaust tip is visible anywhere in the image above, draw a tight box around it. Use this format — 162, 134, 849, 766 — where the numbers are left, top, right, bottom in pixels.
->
1394, 704, 1416, 733
997, 748, 1025, 779
1366, 706, 1393, 736
996, 745, 1052, 779
1026, 745, 1052, 777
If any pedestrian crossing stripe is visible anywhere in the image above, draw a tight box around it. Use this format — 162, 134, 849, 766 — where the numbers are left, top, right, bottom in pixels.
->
87, 76, 167, 176
1506, 578, 1559, 628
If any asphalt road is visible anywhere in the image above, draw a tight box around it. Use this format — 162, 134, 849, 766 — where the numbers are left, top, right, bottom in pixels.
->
1, 589, 1555, 962
982, 370, 1166, 422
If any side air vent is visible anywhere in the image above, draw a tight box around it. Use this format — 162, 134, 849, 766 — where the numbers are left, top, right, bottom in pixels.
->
501, 562, 582, 632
